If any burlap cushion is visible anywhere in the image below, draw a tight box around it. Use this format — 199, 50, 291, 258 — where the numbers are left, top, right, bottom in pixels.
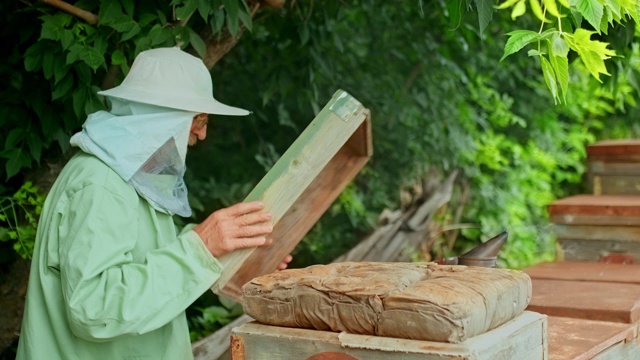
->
241, 262, 532, 343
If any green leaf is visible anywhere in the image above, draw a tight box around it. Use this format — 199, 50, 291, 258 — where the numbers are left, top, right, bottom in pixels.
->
500, 30, 541, 61
26, 133, 43, 164
475, 0, 495, 34
552, 36, 570, 57
197, 0, 212, 20
571, 0, 604, 31
99, 1, 124, 25
121, 24, 141, 42
543, 0, 561, 17
187, 28, 207, 58
548, 38, 569, 103
120, 0, 135, 17
540, 56, 558, 103
447, 0, 466, 29
497, 0, 522, 9
52, 74, 74, 100
176, 0, 198, 21
511, 0, 527, 19
529, 0, 552, 22
24, 45, 43, 72
42, 51, 54, 80
78, 47, 105, 72
223, 0, 241, 36
72, 87, 89, 118
111, 50, 127, 65
5, 128, 25, 151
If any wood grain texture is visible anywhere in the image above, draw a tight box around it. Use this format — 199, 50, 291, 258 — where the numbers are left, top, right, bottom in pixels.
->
525, 261, 640, 284
230, 311, 547, 360
527, 279, 640, 323
546, 316, 636, 360
210, 90, 372, 300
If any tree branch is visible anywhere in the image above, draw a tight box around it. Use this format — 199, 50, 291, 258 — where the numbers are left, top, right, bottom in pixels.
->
41, 0, 98, 25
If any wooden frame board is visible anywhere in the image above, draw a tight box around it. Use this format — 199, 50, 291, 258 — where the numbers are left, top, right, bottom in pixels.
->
211, 90, 372, 300
587, 140, 640, 163
230, 311, 548, 360
525, 261, 640, 284
527, 279, 640, 323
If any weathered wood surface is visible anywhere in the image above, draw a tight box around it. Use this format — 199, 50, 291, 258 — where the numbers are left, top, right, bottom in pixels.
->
229, 311, 547, 360
211, 90, 372, 300
525, 261, 640, 284
527, 279, 640, 323
589, 174, 640, 195
546, 316, 637, 360
193, 171, 458, 360
554, 224, 640, 242
557, 238, 640, 261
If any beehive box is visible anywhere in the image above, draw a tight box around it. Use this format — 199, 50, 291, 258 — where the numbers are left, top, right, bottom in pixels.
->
211, 90, 372, 300
587, 139, 640, 195
548, 194, 640, 261
230, 311, 548, 360
525, 261, 640, 359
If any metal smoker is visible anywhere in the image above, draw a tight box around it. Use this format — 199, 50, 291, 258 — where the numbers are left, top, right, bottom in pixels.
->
437, 231, 508, 268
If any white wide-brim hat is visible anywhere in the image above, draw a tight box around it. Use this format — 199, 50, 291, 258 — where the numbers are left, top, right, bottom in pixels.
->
98, 47, 250, 116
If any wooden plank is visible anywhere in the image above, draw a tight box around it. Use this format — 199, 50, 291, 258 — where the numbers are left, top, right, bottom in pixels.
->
210, 90, 372, 300
525, 261, 640, 284
230, 311, 547, 360
557, 239, 640, 262
547, 316, 636, 360
589, 161, 640, 175
527, 279, 640, 323
548, 195, 640, 219
554, 224, 640, 242
550, 214, 640, 226
587, 139, 640, 158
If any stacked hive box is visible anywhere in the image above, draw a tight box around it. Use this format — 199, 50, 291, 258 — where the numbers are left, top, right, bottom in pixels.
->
525, 261, 640, 359
587, 139, 640, 195
550, 139, 640, 262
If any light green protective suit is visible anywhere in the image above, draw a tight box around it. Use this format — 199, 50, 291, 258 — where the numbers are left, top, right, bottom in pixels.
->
16, 152, 223, 359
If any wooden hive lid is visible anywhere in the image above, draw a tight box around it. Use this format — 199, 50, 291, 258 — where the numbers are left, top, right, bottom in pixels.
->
211, 90, 373, 300
587, 139, 640, 162
548, 195, 640, 225
527, 278, 640, 323
525, 261, 640, 285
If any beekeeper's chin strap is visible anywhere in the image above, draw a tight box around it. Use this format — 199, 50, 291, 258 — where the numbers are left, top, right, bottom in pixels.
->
70, 98, 196, 217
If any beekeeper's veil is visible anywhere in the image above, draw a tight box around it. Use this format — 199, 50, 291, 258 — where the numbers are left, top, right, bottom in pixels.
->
70, 47, 250, 217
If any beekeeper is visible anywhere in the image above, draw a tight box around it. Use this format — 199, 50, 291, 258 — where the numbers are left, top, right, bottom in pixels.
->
17, 47, 290, 360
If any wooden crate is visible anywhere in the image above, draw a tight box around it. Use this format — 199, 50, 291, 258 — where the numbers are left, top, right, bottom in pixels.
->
525, 261, 640, 359
548, 195, 640, 261
211, 90, 372, 300
586, 140, 640, 195
230, 311, 548, 360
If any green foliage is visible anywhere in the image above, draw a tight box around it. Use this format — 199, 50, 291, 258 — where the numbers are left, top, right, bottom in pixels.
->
0, 182, 45, 261
188, 296, 244, 342
495, 0, 639, 103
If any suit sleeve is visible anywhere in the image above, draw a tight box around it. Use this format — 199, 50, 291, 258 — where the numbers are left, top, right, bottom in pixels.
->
57, 183, 222, 341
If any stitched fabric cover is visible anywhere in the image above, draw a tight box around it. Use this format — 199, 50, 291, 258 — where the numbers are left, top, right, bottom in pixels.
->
241, 262, 532, 343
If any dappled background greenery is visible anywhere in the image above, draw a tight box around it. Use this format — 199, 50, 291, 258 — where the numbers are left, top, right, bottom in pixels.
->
2, 0, 640, 350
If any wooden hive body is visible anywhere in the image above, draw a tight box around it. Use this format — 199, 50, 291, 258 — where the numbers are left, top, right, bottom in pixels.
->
211, 90, 372, 300
525, 261, 640, 359
548, 194, 640, 261
586, 139, 640, 195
